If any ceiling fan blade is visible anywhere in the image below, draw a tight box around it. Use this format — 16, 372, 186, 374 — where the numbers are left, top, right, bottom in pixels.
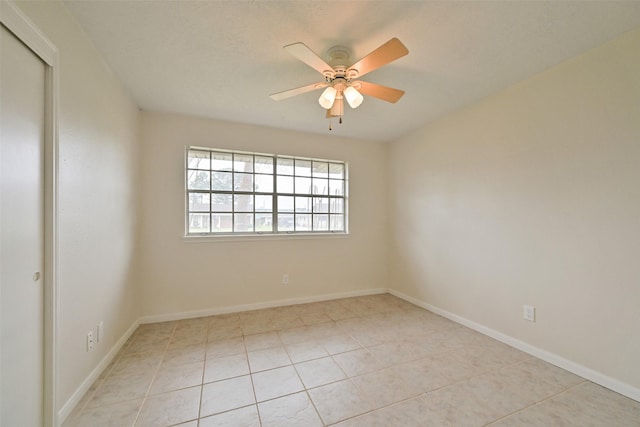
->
347, 38, 408, 78
269, 82, 327, 101
284, 42, 335, 77
355, 81, 405, 103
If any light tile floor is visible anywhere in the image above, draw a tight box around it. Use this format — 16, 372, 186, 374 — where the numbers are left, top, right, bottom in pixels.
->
64, 294, 640, 426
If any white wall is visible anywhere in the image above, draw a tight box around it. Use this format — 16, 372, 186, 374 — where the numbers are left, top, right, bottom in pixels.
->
138, 112, 388, 318
15, 1, 141, 413
390, 28, 640, 391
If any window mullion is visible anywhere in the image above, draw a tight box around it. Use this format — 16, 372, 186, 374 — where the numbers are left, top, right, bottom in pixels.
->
231, 153, 235, 233
273, 156, 278, 233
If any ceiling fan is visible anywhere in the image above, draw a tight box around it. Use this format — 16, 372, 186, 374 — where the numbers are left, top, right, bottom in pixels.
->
270, 38, 409, 125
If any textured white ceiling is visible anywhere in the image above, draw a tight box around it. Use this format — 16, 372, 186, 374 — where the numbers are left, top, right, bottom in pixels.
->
63, 1, 640, 142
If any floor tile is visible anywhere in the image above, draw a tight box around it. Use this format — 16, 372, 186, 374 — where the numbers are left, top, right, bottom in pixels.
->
295, 356, 346, 389
175, 317, 209, 331
258, 391, 323, 427
306, 322, 342, 339
204, 353, 249, 383
126, 335, 170, 355
169, 330, 207, 348
174, 421, 198, 427
325, 307, 358, 321
198, 405, 260, 427
208, 325, 243, 341
420, 381, 506, 426
285, 340, 328, 363
244, 331, 282, 351
252, 365, 304, 402
333, 396, 429, 427
350, 367, 421, 408
332, 348, 383, 377
271, 315, 306, 330
87, 371, 154, 408
208, 315, 240, 330
390, 357, 454, 393
149, 360, 204, 395
300, 312, 334, 325
515, 358, 585, 389
278, 326, 312, 344
135, 386, 200, 426
247, 346, 291, 372
200, 375, 255, 417
308, 379, 375, 425
110, 351, 163, 377
64, 398, 142, 427
206, 336, 245, 358
135, 322, 176, 338
462, 371, 542, 417
318, 334, 361, 355
555, 382, 640, 425
367, 341, 429, 366
69, 294, 640, 427
490, 399, 581, 427
162, 343, 206, 367
241, 319, 274, 335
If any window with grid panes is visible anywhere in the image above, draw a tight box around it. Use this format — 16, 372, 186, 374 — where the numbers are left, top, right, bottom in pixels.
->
186, 147, 347, 235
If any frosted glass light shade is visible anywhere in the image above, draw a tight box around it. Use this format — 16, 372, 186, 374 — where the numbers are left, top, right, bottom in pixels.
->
344, 86, 364, 109
318, 86, 337, 109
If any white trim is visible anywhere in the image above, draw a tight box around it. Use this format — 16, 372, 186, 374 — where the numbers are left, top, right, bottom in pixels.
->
0, 1, 55, 65
57, 319, 140, 425
389, 289, 640, 403
1, 2, 59, 426
183, 232, 349, 243
140, 288, 388, 324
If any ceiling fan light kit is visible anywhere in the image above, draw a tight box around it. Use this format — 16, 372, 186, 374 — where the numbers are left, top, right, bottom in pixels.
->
270, 37, 409, 128
343, 86, 364, 109
318, 86, 337, 109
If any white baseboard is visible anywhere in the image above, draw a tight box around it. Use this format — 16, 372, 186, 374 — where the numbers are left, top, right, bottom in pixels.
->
139, 288, 389, 324
57, 319, 140, 425
389, 289, 640, 403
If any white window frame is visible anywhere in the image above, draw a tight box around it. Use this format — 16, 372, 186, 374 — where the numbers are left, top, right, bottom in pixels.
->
185, 146, 348, 237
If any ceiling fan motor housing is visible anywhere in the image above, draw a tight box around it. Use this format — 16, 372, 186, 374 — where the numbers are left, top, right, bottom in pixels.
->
327, 46, 351, 67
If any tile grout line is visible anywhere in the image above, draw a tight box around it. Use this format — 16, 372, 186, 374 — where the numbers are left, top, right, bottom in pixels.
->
245, 326, 264, 427
483, 379, 590, 426
195, 319, 214, 424
323, 392, 430, 426
131, 322, 176, 426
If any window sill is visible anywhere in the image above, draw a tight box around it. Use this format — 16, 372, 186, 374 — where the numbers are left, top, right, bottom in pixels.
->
182, 232, 349, 243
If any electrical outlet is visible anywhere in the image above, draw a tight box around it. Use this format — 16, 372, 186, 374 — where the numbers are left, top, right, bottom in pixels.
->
98, 321, 104, 343
87, 331, 95, 352
282, 274, 289, 285
523, 305, 536, 322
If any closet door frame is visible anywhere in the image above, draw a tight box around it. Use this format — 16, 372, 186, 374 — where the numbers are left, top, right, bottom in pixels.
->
1, 2, 58, 426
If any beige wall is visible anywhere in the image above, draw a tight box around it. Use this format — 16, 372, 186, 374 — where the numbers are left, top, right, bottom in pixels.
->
138, 112, 388, 318
16, 1, 141, 412
390, 29, 640, 390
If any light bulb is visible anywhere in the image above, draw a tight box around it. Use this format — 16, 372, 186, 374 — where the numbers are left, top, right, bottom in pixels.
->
344, 86, 364, 109
318, 86, 337, 109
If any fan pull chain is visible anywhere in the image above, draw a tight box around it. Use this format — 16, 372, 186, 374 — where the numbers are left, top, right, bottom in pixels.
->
328, 117, 343, 131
